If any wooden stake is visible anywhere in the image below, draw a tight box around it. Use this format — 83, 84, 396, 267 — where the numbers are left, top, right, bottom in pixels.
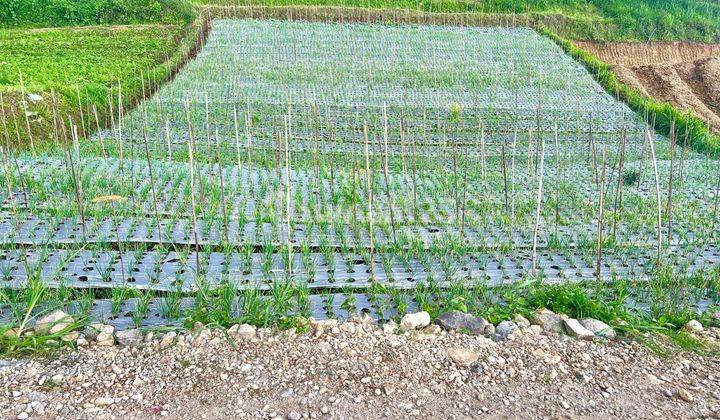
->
596, 145, 607, 279
531, 135, 545, 276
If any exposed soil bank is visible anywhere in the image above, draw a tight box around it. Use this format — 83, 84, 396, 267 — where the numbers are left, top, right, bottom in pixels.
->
576, 41, 720, 133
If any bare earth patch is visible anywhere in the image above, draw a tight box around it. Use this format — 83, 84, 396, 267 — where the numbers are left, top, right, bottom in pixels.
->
1, 319, 719, 419
576, 41, 720, 133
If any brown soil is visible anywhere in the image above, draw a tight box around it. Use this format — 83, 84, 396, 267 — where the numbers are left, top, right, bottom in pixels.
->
576, 41, 720, 133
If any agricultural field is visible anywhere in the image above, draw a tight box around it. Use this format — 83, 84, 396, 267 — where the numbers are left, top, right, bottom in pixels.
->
0, 24, 186, 151
1, 18, 719, 332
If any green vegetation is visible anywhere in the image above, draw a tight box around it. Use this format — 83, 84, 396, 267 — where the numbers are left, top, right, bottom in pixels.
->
0, 16, 208, 149
0, 0, 195, 28
196, 0, 720, 43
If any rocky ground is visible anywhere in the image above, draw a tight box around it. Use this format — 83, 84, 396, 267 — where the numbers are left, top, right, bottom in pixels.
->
1, 310, 720, 419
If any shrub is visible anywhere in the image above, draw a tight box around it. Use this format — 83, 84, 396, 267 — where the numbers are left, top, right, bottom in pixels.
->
0, 0, 195, 28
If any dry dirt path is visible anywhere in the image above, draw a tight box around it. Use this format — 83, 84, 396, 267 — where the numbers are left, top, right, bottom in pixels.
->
1, 316, 720, 419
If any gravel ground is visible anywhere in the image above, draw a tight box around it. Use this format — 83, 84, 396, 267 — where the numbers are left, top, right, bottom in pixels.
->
2, 316, 720, 420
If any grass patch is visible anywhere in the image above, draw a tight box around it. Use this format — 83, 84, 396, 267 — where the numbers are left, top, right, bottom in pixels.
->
0, 14, 209, 149
196, 0, 720, 43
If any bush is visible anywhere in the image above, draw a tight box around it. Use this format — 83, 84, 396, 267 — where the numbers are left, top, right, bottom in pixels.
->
0, 0, 196, 28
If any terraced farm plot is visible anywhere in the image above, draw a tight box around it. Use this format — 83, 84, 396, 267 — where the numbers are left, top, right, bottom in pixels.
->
2, 19, 718, 329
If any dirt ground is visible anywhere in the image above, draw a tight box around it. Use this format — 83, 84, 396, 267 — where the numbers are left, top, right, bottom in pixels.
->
576, 41, 720, 133
1, 318, 720, 419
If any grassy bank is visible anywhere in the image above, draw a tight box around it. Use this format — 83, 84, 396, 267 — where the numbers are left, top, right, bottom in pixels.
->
194, 0, 720, 43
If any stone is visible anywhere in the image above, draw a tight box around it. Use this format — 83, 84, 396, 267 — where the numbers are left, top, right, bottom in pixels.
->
677, 387, 694, 402
579, 318, 616, 339
563, 318, 594, 340
684, 320, 703, 333
96, 332, 115, 346
532, 308, 565, 334
27, 93, 43, 103
288, 412, 301, 420
400, 312, 431, 331
115, 329, 143, 347
435, 311, 494, 335
61, 332, 79, 342
34, 310, 73, 335
446, 347, 479, 367
232, 324, 257, 340
160, 332, 177, 349
94, 397, 114, 406
339, 322, 357, 335
382, 321, 398, 335
84, 323, 114, 342
309, 318, 338, 337
422, 324, 442, 335
494, 321, 518, 341
513, 314, 531, 328
193, 328, 212, 345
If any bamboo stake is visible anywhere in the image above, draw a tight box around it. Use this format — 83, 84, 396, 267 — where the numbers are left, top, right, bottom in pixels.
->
18, 72, 35, 154
76, 86, 87, 140
666, 120, 677, 245
553, 120, 560, 237
531, 135, 545, 276
215, 128, 229, 244
185, 96, 201, 275
284, 107, 293, 278
612, 126, 627, 239
233, 105, 241, 169
596, 145, 607, 279
164, 120, 172, 161
92, 105, 107, 160
646, 127, 663, 264
142, 122, 163, 246
382, 104, 397, 242
364, 121, 375, 281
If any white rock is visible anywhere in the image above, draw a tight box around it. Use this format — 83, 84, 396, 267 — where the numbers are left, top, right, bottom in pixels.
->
34, 310, 73, 335
115, 329, 143, 347
400, 312, 431, 331
309, 318, 338, 337
579, 318, 616, 339
532, 308, 564, 334
160, 331, 177, 349
27, 93, 43, 103
446, 347, 479, 367
563, 318, 594, 340
684, 320, 703, 333
96, 331, 115, 346
232, 324, 257, 340
84, 323, 114, 341
382, 321, 398, 335
94, 397, 114, 406
513, 314, 531, 328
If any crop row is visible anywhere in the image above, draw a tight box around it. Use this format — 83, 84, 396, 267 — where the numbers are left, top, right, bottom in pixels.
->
1, 244, 718, 291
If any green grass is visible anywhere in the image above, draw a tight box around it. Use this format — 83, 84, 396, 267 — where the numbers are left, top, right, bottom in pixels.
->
0, 25, 181, 95
0, 19, 206, 149
0, 0, 195, 28
195, 0, 720, 43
